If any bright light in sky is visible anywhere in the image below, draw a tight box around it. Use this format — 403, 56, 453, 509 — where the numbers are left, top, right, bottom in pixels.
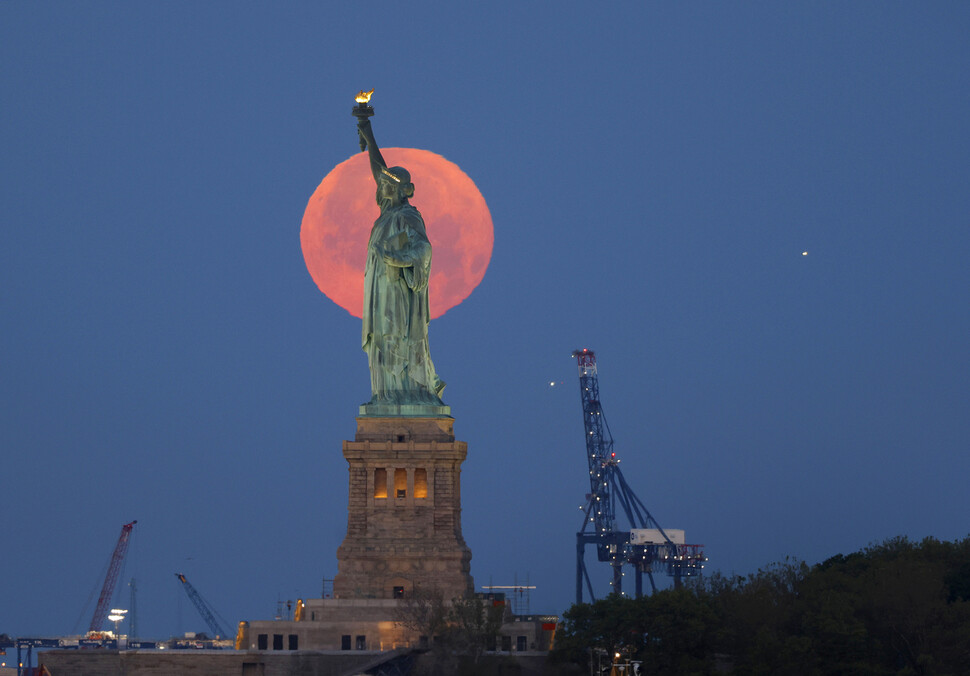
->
802, 251, 809, 256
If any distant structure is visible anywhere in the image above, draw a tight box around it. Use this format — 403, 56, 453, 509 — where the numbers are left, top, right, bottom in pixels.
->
572, 349, 706, 603
175, 573, 231, 639
89, 520, 136, 633
481, 582, 536, 616
128, 577, 138, 640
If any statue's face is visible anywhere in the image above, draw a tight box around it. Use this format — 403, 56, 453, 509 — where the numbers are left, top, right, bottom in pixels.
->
378, 176, 403, 204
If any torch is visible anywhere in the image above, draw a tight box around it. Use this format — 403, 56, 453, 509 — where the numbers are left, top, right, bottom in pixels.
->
353, 89, 374, 151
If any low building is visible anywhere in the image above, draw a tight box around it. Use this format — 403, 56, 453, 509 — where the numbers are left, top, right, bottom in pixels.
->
242, 598, 557, 653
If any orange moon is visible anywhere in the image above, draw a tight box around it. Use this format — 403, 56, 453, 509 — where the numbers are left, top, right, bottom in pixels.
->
301, 148, 493, 319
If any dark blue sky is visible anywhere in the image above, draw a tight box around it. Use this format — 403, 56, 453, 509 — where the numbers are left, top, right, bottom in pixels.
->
3, 3, 969, 639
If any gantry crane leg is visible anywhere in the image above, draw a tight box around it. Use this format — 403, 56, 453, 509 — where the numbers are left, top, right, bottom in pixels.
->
576, 535, 598, 605
576, 538, 584, 605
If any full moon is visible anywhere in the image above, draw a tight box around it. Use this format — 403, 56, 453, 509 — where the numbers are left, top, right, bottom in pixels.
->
301, 148, 494, 319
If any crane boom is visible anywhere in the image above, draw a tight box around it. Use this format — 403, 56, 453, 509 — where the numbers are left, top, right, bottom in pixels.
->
89, 520, 137, 633
175, 573, 230, 638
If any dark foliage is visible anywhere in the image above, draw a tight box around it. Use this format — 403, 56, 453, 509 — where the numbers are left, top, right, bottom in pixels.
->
552, 536, 970, 675
395, 589, 506, 676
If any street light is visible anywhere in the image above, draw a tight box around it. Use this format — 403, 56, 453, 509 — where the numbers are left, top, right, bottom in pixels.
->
108, 609, 128, 636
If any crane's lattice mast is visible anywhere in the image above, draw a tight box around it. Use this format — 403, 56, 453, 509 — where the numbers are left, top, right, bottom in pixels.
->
576, 349, 617, 540
175, 573, 231, 639
89, 520, 137, 633
572, 349, 706, 604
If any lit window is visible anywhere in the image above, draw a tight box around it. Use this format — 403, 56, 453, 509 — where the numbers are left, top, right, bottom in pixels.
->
374, 469, 387, 498
395, 469, 407, 498
414, 469, 428, 498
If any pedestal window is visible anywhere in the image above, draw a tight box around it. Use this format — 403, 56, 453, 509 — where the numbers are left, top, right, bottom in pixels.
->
374, 468, 387, 498
414, 468, 428, 498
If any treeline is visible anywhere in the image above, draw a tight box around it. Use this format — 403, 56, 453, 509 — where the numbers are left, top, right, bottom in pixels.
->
551, 536, 970, 675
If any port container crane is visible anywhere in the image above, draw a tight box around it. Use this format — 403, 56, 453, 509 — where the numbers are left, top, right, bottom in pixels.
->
572, 349, 705, 604
89, 520, 137, 633
175, 573, 230, 639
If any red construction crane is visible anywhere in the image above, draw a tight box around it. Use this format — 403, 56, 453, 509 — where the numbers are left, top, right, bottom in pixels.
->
88, 520, 137, 633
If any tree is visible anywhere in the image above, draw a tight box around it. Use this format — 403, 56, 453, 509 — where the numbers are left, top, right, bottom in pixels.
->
636, 588, 718, 676
553, 537, 970, 675
553, 594, 640, 671
707, 558, 810, 675
395, 588, 507, 676
448, 594, 507, 671
393, 585, 450, 647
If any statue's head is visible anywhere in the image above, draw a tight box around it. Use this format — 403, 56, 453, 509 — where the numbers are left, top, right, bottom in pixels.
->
379, 166, 415, 204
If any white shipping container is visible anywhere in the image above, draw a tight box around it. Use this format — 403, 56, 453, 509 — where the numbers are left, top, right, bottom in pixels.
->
630, 528, 685, 545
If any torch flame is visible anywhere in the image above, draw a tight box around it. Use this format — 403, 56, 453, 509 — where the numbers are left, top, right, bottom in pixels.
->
355, 89, 374, 104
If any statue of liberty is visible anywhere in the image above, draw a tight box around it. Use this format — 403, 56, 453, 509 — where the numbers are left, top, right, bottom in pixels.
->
354, 101, 446, 412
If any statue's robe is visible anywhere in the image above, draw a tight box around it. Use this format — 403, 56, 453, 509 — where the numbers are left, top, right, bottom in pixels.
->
362, 203, 445, 404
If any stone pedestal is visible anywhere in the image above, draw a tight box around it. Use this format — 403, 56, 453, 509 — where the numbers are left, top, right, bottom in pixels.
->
334, 416, 474, 601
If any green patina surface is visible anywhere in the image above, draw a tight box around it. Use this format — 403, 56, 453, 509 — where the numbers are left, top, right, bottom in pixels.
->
354, 107, 447, 416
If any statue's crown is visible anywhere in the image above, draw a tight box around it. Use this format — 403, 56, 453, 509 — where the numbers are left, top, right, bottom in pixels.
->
380, 167, 402, 183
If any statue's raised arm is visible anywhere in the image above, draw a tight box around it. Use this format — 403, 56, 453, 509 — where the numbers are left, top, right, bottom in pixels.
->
356, 117, 388, 186
352, 90, 387, 186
